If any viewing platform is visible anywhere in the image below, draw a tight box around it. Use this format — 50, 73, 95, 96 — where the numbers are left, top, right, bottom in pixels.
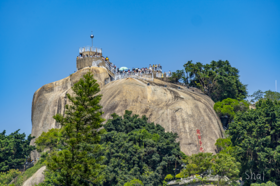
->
76, 46, 115, 78
79, 46, 102, 55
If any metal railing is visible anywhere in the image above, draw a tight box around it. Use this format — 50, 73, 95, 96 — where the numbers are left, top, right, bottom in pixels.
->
156, 72, 163, 78
79, 47, 102, 53
105, 62, 116, 73
111, 72, 153, 82
149, 66, 162, 71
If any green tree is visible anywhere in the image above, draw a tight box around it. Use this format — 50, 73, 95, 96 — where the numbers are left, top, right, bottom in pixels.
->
0, 130, 35, 172
184, 60, 247, 102
176, 152, 240, 185
214, 98, 249, 129
169, 70, 185, 83
263, 90, 280, 101
123, 179, 144, 186
46, 72, 106, 186
211, 153, 240, 186
0, 169, 21, 185
164, 174, 174, 181
176, 152, 213, 185
228, 99, 280, 185
215, 137, 235, 156
35, 128, 63, 153
248, 90, 280, 104
162, 174, 174, 186
98, 110, 183, 186
248, 90, 264, 104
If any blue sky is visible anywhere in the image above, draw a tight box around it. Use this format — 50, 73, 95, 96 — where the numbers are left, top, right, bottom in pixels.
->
0, 0, 280, 135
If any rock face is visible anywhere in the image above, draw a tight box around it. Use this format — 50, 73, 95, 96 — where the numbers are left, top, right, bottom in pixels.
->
22, 166, 46, 186
31, 66, 224, 160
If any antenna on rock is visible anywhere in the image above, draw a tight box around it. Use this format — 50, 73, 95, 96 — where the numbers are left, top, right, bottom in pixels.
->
90, 31, 94, 47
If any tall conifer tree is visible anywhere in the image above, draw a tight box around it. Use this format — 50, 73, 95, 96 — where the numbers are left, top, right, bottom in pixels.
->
47, 72, 105, 186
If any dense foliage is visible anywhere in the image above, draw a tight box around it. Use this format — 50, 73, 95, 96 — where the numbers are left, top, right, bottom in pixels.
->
176, 152, 240, 186
169, 70, 185, 83
214, 98, 249, 129
211, 153, 240, 186
263, 90, 280, 101
251, 181, 277, 186
228, 99, 280, 185
184, 60, 247, 102
0, 130, 35, 172
249, 90, 280, 103
248, 90, 265, 104
215, 137, 235, 156
35, 128, 63, 153
98, 110, 183, 186
0, 169, 21, 185
123, 179, 144, 186
175, 152, 213, 179
13, 155, 46, 186
45, 72, 106, 185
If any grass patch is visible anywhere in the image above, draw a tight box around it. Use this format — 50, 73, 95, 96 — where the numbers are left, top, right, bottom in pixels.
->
13, 160, 45, 186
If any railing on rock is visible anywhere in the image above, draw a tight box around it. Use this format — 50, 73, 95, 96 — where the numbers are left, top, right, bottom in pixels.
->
156, 72, 163, 78
79, 47, 102, 54
104, 62, 116, 74
111, 72, 153, 82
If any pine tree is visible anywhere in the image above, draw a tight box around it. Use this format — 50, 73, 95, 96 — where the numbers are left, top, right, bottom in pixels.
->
47, 72, 106, 186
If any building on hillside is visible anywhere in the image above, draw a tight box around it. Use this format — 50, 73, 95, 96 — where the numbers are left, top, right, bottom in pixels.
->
76, 33, 114, 72
76, 46, 105, 70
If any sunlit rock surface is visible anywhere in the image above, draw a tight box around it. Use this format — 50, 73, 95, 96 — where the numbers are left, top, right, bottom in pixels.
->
30, 66, 224, 160
22, 166, 46, 186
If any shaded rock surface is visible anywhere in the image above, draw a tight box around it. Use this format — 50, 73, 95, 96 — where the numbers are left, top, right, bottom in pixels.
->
31, 66, 224, 160
22, 166, 46, 186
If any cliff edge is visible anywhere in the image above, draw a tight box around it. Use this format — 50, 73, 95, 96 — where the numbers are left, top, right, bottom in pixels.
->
31, 67, 224, 160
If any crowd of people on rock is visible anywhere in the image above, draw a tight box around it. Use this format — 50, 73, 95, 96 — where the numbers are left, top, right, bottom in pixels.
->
78, 53, 172, 78
104, 61, 173, 78
105, 63, 167, 74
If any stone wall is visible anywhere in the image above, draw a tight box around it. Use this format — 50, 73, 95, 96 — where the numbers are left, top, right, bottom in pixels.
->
76, 57, 104, 70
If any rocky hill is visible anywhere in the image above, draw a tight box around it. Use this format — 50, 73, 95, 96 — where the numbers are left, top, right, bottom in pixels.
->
30, 67, 224, 160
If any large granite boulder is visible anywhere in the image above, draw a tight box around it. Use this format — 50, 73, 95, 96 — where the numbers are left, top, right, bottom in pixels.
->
30, 66, 224, 160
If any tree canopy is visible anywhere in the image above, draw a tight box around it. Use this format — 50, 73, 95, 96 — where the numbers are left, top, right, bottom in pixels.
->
228, 99, 280, 185
98, 110, 184, 186
263, 90, 280, 102
175, 152, 213, 179
35, 128, 63, 153
175, 152, 240, 186
184, 60, 247, 102
169, 70, 185, 83
249, 90, 280, 104
0, 130, 35, 172
214, 98, 249, 129
211, 153, 240, 186
46, 72, 106, 186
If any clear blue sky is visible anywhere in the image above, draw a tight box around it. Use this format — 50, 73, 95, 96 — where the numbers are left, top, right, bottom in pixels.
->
0, 0, 279, 136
